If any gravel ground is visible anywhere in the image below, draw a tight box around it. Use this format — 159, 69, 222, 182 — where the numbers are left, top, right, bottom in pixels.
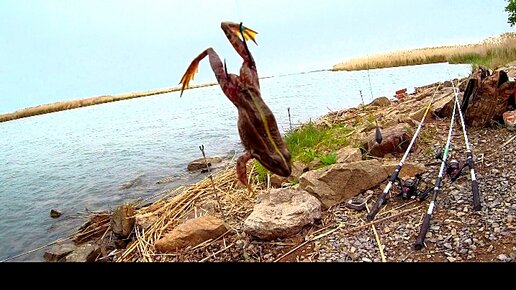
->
312, 124, 516, 262
159, 121, 515, 263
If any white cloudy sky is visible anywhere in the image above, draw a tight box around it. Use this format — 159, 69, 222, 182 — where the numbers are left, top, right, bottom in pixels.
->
0, 0, 511, 112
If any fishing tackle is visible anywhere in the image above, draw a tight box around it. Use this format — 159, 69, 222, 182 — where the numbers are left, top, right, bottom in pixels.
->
414, 88, 458, 250
367, 83, 442, 221
395, 173, 431, 201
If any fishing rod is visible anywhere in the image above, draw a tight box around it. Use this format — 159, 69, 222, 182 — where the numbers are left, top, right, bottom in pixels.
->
414, 93, 458, 250
366, 83, 442, 221
450, 81, 481, 211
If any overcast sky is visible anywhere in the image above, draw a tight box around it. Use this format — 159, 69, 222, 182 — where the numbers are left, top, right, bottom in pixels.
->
0, 0, 512, 113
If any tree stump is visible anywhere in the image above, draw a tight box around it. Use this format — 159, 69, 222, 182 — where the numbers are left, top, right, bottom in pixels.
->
463, 67, 516, 127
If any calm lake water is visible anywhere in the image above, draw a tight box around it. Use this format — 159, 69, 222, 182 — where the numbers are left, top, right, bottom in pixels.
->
0, 63, 470, 261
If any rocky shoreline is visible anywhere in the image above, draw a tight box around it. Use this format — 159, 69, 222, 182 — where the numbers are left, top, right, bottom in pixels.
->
42, 63, 516, 262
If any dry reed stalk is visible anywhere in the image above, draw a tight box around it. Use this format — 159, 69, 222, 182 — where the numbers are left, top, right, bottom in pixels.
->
365, 203, 386, 262
118, 162, 265, 262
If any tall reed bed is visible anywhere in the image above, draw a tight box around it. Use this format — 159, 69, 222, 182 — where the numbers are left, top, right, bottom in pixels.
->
333, 32, 516, 71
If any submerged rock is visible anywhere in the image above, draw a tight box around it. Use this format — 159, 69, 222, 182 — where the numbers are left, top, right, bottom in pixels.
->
50, 209, 62, 218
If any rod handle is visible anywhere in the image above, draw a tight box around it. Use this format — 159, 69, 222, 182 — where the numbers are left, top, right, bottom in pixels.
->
414, 214, 432, 250
366, 196, 385, 221
472, 179, 481, 211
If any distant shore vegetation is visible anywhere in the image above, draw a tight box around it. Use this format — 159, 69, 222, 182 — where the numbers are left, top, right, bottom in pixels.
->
0, 83, 216, 123
333, 32, 516, 72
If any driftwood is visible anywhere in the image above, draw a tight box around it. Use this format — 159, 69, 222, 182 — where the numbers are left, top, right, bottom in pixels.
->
462, 67, 516, 127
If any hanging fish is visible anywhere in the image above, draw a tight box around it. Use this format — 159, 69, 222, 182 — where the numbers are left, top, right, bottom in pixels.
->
375, 121, 383, 144
179, 22, 292, 191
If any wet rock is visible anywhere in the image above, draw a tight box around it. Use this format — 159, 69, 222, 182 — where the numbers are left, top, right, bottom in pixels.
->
111, 203, 135, 238
50, 209, 62, 218
244, 188, 321, 240
120, 174, 144, 189
155, 215, 228, 252
64, 243, 100, 262
44, 243, 76, 262
299, 160, 388, 208
187, 156, 223, 172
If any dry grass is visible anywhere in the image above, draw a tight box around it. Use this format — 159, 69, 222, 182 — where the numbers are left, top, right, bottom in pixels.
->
116, 161, 267, 262
333, 32, 516, 71
0, 83, 217, 123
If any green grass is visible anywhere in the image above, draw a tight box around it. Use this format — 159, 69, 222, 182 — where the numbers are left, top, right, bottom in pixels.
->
284, 122, 353, 164
319, 152, 337, 166
253, 122, 349, 182
253, 160, 268, 183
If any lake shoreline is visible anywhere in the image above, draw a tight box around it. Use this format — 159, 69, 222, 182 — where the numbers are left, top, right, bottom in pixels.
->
36, 61, 516, 262
0, 65, 488, 259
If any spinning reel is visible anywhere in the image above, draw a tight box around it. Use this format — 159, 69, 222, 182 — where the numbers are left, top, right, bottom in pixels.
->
395, 173, 432, 202
435, 148, 467, 182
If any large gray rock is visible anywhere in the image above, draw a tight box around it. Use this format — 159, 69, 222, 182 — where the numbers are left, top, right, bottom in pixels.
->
155, 215, 228, 252
64, 243, 100, 262
111, 203, 135, 238
44, 243, 77, 262
336, 147, 362, 163
243, 188, 321, 240
299, 160, 388, 209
